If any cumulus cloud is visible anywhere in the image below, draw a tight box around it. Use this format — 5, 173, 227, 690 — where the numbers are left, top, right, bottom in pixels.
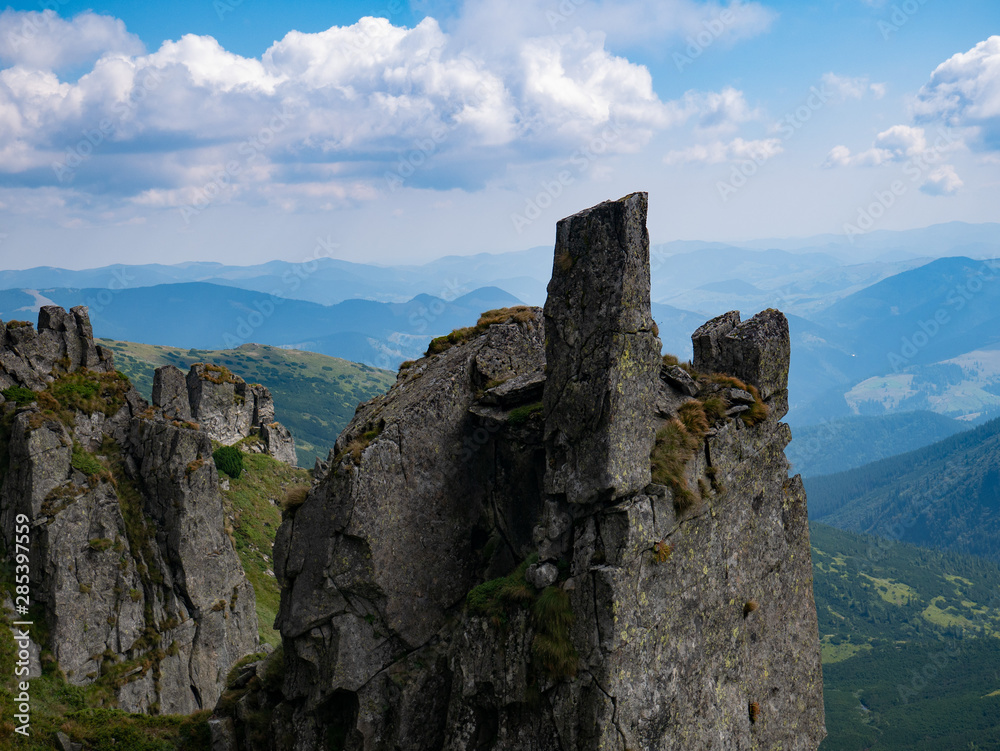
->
0, 8, 768, 212
664, 136, 781, 165
824, 124, 959, 168
0, 10, 143, 71
912, 35, 1000, 150
920, 164, 963, 195
820, 72, 885, 101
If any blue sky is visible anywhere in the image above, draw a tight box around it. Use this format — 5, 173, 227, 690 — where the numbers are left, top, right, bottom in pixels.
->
0, 0, 997, 268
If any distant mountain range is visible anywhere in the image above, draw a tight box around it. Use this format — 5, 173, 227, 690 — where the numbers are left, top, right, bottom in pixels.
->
2, 221, 1000, 436
806, 416, 1000, 563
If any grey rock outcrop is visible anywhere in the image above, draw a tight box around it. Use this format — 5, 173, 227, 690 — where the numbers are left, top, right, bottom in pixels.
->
217, 194, 825, 750
151, 363, 296, 465
692, 309, 790, 400
0, 309, 260, 713
0, 306, 112, 391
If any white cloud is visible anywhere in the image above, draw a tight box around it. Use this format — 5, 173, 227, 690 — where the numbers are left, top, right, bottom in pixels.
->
664, 136, 781, 165
823, 125, 957, 168
913, 35, 1000, 150
0, 10, 143, 71
821, 72, 885, 101
0, 8, 765, 214
920, 164, 963, 195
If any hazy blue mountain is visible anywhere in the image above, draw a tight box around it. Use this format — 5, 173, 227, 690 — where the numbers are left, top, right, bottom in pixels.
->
0, 282, 525, 368
787, 411, 966, 477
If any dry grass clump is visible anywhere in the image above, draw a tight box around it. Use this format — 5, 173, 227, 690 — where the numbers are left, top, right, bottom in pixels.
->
426, 306, 537, 356
531, 586, 578, 680
197, 363, 239, 385
650, 418, 702, 512
706, 374, 769, 426
281, 485, 310, 511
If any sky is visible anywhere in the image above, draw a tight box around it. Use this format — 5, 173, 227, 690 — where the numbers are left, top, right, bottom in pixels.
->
0, 0, 997, 268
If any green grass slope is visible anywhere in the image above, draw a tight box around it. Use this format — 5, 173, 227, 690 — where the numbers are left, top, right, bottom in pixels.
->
218, 452, 309, 646
812, 522, 1000, 750
99, 340, 395, 466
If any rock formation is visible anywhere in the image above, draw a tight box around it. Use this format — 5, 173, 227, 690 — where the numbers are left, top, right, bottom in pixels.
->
0, 308, 261, 713
152, 363, 296, 465
215, 193, 825, 750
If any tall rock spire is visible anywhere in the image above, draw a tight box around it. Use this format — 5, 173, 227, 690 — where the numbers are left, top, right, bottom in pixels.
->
543, 191, 662, 504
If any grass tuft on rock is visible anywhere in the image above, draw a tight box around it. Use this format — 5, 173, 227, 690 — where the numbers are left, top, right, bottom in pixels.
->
650, 419, 702, 512
508, 401, 544, 426
531, 586, 578, 681
467, 554, 538, 626
426, 306, 536, 356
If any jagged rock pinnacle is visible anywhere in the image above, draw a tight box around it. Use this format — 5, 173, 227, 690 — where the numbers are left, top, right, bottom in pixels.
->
543, 191, 662, 504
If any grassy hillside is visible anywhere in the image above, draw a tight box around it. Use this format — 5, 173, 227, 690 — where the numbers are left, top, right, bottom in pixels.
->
812, 523, 1000, 750
805, 416, 1000, 563
99, 339, 395, 466
219, 452, 309, 646
787, 411, 965, 477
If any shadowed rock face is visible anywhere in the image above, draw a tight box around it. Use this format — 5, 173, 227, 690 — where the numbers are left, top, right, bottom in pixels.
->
0, 306, 260, 713
216, 195, 825, 751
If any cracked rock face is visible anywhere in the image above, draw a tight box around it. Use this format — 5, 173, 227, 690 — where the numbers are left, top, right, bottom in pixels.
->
0, 307, 259, 713
544, 192, 662, 505
217, 195, 825, 751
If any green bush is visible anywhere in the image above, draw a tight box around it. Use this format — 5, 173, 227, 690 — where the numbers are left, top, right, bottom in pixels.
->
1, 385, 37, 405
213, 445, 244, 479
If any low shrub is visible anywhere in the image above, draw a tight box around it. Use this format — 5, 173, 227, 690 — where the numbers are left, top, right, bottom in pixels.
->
213, 445, 244, 479
1, 385, 37, 405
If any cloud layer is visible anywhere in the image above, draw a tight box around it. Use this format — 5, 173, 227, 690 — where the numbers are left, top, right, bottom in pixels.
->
0, 5, 772, 217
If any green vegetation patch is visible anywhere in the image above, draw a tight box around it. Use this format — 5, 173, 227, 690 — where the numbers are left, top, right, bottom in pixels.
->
213, 445, 244, 480
46, 369, 131, 420
219, 452, 311, 645
1, 385, 37, 405
71, 442, 107, 480
467, 554, 538, 625
508, 401, 544, 426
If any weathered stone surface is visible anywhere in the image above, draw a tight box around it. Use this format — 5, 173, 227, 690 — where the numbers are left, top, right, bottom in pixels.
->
187, 364, 254, 444
261, 422, 296, 465
0, 307, 112, 391
152, 365, 193, 421
662, 363, 699, 396
692, 309, 791, 401
219, 196, 824, 751
180, 364, 296, 464
543, 192, 661, 504
0, 306, 262, 714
